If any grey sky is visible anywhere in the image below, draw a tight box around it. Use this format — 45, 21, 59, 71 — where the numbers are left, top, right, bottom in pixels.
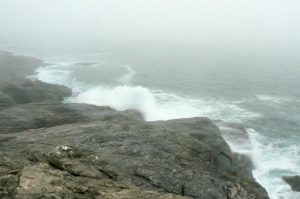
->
1, 0, 300, 57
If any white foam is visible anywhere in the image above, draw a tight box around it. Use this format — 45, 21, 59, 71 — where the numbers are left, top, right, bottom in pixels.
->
34, 64, 89, 94
35, 65, 71, 85
70, 84, 260, 122
256, 94, 290, 104
225, 128, 300, 199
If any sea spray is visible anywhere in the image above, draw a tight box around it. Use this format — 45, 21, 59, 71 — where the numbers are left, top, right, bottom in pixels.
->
118, 65, 136, 85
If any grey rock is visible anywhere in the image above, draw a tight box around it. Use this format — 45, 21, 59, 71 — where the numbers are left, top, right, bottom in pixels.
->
0, 103, 143, 134
216, 121, 254, 180
0, 50, 44, 82
232, 153, 254, 180
0, 79, 72, 107
0, 112, 269, 198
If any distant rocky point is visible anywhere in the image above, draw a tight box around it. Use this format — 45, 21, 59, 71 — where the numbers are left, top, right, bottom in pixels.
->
0, 51, 269, 199
0, 50, 44, 82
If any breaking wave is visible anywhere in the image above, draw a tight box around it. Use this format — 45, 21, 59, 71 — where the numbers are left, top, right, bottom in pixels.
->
70, 85, 260, 122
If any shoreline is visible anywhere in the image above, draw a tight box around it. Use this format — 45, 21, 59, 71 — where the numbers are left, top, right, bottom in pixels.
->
0, 50, 270, 198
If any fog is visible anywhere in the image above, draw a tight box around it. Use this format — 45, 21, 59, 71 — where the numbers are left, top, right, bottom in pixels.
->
1, 0, 300, 65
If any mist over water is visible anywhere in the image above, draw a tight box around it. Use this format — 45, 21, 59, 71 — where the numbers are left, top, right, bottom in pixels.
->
1, 0, 300, 198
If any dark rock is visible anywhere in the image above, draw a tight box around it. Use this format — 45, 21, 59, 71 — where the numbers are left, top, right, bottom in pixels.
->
0, 174, 19, 199
283, 175, 300, 192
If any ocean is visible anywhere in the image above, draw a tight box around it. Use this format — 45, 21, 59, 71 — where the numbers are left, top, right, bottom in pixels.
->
9, 49, 300, 199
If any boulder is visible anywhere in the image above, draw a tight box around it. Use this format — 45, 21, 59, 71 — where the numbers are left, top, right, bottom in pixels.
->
283, 175, 300, 192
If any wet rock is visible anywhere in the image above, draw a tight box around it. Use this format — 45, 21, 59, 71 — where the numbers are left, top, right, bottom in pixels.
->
283, 175, 300, 192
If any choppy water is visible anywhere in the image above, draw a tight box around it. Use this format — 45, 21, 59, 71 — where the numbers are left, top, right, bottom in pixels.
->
26, 52, 300, 199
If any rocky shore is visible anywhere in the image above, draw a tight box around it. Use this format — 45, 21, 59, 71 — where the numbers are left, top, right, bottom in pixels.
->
0, 51, 269, 199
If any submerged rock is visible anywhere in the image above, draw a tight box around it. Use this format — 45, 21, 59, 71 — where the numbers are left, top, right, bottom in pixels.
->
283, 175, 300, 192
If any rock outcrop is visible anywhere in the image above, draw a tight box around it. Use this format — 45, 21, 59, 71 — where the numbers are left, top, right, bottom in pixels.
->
0, 102, 269, 198
0, 50, 43, 82
0, 79, 72, 109
283, 175, 300, 192
0, 51, 269, 199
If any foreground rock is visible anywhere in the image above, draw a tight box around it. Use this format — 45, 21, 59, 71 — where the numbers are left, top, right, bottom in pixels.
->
0, 106, 269, 198
283, 175, 300, 192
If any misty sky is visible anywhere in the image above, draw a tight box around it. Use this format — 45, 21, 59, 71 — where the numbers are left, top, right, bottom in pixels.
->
1, 0, 300, 60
